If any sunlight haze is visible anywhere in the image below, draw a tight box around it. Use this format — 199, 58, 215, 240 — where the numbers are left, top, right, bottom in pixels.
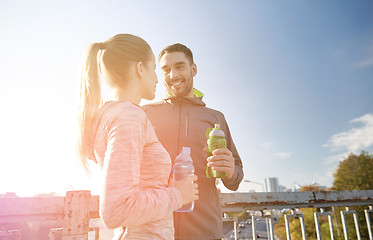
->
1, 0, 372, 196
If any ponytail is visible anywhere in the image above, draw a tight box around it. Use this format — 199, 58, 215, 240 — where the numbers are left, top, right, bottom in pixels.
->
76, 34, 152, 171
77, 43, 103, 169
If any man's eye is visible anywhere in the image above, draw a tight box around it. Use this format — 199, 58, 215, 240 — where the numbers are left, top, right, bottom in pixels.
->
163, 69, 170, 74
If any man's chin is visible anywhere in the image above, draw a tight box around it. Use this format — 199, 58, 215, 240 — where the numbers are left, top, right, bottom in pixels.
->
169, 89, 183, 97
167, 87, 192, 97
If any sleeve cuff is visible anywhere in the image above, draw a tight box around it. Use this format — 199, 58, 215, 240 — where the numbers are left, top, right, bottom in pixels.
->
169, 187, 183, 210
223, 170, 238, 185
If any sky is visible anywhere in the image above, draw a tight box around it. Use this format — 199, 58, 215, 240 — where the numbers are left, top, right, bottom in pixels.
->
0, 0, 372, 196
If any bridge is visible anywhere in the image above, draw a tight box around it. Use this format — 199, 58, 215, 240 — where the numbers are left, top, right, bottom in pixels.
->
0, 190, 372, 239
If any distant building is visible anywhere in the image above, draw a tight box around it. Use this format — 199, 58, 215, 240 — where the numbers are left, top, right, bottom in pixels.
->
293, 182, 302, 191
284, 188, 294, 192
279, 185, 287, 192
266, 177, 281, 192
292, 182, 328, 191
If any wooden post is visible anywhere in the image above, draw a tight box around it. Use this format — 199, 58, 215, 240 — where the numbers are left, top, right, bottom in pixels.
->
62, 191, 91, 240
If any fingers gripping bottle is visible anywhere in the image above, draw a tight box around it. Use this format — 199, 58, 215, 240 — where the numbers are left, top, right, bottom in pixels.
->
206, 124, 227, 178
172, 147, 195, 212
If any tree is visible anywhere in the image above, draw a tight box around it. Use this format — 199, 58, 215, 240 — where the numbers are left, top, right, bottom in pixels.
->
298, 184, 324, 192
333, 151, 373, 190
274, 151, 373, 240
332, 151, 373, 239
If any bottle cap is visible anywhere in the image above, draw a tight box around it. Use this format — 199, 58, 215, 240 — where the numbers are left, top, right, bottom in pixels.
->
182, 147, 191, 161
210, 124, 225, 137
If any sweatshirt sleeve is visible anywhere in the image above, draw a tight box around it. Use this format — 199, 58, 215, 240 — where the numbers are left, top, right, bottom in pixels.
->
220, 115, 244, 191
99, 109, 182, 229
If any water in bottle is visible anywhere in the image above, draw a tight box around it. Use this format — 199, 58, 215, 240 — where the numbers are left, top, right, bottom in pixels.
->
173, 147, 195, 212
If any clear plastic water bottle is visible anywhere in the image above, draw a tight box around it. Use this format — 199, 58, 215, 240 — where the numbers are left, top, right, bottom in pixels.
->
206, 123, 227, 178
173, 147, 195, 212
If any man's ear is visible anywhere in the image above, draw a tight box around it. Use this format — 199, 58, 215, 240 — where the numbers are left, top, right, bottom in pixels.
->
136, 61, 144, 78
192, 63, 197, 77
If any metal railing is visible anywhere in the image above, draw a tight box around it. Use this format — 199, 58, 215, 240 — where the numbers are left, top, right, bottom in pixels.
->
0, 190, 372, 239
221, 190, 373, 240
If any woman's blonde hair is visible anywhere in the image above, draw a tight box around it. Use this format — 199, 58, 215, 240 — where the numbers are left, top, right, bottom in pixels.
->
77, 34, 152, 170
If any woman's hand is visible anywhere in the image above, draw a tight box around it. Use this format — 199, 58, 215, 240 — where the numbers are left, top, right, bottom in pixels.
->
169, 175, 199, 205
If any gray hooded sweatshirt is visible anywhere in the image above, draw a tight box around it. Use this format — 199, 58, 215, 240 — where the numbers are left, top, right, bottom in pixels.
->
143, 94, 243, 240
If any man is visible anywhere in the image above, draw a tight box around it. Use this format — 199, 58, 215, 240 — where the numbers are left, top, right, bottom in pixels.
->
143, 43, 243, 240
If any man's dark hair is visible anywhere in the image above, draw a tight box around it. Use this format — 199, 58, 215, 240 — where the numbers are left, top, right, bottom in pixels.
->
158, 43, 194, 64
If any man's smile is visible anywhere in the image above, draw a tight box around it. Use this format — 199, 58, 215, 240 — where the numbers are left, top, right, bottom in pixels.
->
170, 79, 184, 88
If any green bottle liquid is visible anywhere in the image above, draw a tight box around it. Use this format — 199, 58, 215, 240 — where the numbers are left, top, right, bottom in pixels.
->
206, 124, 226, 178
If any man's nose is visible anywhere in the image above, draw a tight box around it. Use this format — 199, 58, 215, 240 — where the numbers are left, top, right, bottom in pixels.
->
169, 69, 178, 79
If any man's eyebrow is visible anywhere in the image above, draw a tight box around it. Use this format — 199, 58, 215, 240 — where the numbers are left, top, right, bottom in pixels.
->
161, 61, 186, 69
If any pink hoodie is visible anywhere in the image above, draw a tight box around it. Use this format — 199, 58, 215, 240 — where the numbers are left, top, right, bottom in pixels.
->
89, 101, 182, 239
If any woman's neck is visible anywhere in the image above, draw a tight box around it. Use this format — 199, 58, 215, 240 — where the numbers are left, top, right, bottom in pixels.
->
114, 86, 141, 105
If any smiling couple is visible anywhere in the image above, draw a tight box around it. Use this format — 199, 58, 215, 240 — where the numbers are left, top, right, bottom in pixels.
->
77, 34, 243, 240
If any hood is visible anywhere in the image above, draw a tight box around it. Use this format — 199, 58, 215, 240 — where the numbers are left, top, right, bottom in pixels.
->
164, 88, 206, 106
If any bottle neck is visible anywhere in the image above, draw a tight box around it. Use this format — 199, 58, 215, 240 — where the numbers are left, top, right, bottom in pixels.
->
210, 134, 225, 138
210, 129, 225, 138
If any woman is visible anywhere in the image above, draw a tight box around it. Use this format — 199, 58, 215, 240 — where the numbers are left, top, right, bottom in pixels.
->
77, 34, 198, 239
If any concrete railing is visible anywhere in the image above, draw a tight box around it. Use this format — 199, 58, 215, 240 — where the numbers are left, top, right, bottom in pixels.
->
0, 190, 372, 239
0, 191, 99, 240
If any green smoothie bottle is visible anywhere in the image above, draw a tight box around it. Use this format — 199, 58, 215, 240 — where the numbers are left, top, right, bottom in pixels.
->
206, 123, 226, 178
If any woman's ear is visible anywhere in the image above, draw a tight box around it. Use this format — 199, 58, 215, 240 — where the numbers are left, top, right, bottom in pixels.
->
136, 61, 144, 78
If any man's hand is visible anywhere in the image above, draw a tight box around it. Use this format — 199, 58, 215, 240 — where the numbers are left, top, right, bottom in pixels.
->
207, 148, 235, 179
